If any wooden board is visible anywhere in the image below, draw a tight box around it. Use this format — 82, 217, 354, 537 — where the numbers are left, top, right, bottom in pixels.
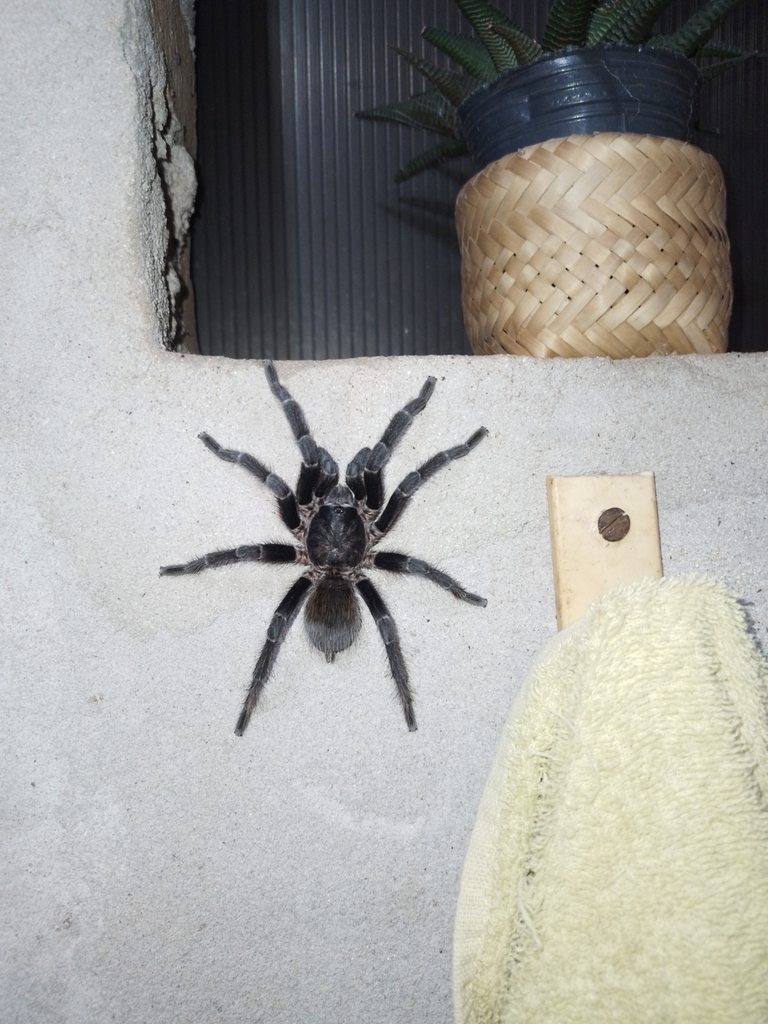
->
547, 473, 663, 629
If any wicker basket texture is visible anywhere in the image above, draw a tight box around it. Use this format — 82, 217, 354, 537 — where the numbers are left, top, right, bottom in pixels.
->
455, 134, 732, 358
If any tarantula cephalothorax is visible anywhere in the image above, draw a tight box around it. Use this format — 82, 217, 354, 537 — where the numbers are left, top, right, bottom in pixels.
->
160, 362, 487, 735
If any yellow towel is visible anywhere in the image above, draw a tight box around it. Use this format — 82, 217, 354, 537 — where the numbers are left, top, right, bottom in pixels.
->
454, 577, 768, 1024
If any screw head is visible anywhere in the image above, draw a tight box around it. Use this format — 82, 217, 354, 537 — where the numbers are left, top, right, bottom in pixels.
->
598, 507, 630, 542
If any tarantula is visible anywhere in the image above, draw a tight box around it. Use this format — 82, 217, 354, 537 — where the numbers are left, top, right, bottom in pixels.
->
160, 361, 487, 735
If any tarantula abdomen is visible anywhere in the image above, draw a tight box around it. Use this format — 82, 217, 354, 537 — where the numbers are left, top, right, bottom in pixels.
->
304, 579, 362, 662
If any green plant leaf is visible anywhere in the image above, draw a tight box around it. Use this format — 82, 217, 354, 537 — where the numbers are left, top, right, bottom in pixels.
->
700, 50, 758, 79
646, 0, 743, 56
595, 0, 677, 44
587, 0, 641, 45
544, 0, 601, 49
422, 27, 497, 81
394, 138, 469, 183
645, 32, 681, 51
356, 91, 456, 136
392, 47, 479, 107
453, 0, 518, 73
697, 39, 753, 58
488, 23, 543, 63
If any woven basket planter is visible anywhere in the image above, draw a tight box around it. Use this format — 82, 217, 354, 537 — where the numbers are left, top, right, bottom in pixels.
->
455, 133, 732, 358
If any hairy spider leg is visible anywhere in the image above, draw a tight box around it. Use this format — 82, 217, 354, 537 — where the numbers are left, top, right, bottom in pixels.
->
372, 552, 487, 606
198, 432, 301, 532
364, 375, 436, 510
160, 544, 299, 576
345, 376, 437, 511
373, 427, 488, 537
355, 577, 416, 732
345, 446, 371, 502
264, 360, 322, 505
264, 361, 344, 506
314, 447, 340, 499
235, 574, 314, 735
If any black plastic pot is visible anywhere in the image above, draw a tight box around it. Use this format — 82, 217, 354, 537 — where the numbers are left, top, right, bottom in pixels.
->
456, 45, 702, 171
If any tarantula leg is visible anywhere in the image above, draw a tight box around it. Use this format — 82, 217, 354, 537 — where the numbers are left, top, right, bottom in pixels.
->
345, 447, 371, 502
362, 376, 437, 510
372, 552, 487, 606
373, 427, 488, 536
356, 577, 416, 732
160, 544, 298, 576
314, 447, 340, 498
265, 361, 344, 506
235, 575, 314, 736
198, 432, 300, 531
296, 462, 320, 507
264, 360, 319, 465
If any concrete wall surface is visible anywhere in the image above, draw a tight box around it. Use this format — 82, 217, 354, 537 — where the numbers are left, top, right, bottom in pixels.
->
2, 2, 767, 1023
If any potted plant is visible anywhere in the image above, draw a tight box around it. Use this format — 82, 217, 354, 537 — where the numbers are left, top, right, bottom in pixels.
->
357, 0, 756, 358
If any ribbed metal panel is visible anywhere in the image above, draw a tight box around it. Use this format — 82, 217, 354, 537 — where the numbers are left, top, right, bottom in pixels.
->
192, 0, 766, 359
668, 0, 767, 354
192, 0, 288, 359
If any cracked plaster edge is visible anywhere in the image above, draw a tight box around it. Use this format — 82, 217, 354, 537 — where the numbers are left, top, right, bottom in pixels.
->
178, 0, 195, 45
121, 0, 197, 353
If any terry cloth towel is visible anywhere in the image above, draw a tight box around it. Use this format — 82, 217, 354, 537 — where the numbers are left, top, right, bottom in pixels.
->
453, 577, 768, 1024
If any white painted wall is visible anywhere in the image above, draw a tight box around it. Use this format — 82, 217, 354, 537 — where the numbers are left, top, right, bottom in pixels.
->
2, 2, 767, 1022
